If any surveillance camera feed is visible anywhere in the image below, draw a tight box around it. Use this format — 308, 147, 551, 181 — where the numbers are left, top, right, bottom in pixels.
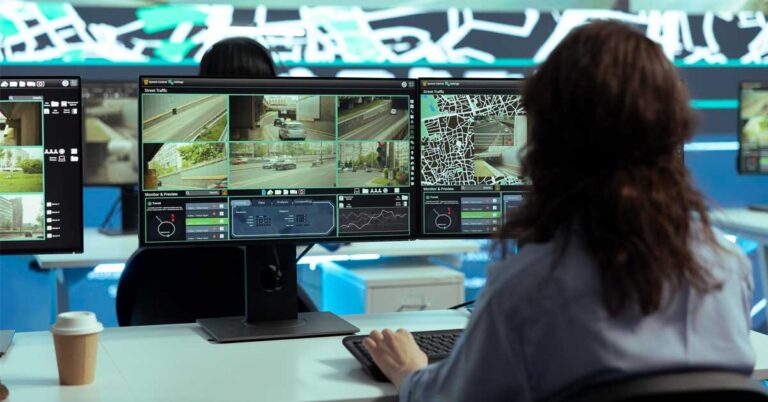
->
419, 79, 529, 237
0, 77, 84, 254
739, 82, 768, 174
139, 77, 416, 245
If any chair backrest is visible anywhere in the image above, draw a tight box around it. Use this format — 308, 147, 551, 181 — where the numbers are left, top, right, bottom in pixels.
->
116, 247, 246, 326
559, 370, 768, 402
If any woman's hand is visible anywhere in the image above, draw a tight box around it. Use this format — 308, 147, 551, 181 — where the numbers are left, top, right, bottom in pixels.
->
363, 329, 428, 389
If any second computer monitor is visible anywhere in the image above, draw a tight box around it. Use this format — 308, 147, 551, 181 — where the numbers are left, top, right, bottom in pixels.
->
138, 77, 417, 245
419, 78, 529, 238
739, 81, 768, 174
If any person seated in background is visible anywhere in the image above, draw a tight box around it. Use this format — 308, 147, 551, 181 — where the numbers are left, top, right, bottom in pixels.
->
363, 20, 755, 402
196, 37, 316, 313
199, 37, 276, 77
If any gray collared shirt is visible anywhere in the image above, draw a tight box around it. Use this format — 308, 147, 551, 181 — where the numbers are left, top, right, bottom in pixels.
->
400, 228, 755, 402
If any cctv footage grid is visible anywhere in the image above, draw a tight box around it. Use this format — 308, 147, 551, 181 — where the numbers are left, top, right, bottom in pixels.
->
739, 82, 768, 174
419, 79, 529, 237
0, 77, 83, 254
139, 77, 416, 245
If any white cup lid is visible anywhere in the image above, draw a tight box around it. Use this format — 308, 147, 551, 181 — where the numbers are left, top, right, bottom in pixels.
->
51, 311, 104, 335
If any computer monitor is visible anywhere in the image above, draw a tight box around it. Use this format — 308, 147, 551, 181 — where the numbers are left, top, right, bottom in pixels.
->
738, 82, 768, 212
418, 78, 529, 238
82, 80, 140, 235
738, 82, 768, 174
0, 77, 84, 255
138, 76, 417, 341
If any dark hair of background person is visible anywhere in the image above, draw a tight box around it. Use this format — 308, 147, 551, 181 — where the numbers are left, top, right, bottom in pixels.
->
199, 37, 277, 78
500, 20, 722, 316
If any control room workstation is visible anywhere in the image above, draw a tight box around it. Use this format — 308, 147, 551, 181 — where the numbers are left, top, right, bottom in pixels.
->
2, 13, 768, 402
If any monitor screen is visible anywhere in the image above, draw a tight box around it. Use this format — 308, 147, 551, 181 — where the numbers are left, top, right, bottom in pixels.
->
418, 78, 529, 238
83, 80, 139, 186
739, 82, 768, 174
0, 77, 84, 254
138, 77, 416, 246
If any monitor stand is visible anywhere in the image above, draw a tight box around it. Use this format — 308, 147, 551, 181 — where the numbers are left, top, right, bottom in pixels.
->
99, 186, 138, 236
198, 245, 359, 342
748, 205, 768, 213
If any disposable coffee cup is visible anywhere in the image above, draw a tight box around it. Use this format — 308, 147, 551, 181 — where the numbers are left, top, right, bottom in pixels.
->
50, 311, 103, 385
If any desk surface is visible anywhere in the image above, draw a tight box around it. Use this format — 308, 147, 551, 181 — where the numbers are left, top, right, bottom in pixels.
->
0, 310, 469, 402
1, 310, 767, 402
709, 208, 768, 242
33, 229, 482, 269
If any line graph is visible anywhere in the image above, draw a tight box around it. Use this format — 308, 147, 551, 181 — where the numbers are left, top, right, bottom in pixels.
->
339, 207, 408, 234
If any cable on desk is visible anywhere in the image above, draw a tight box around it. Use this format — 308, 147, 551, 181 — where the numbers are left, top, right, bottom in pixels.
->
449, 300, 476, 310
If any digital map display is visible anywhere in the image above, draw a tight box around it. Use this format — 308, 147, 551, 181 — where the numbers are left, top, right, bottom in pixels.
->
420, 94, 528, 186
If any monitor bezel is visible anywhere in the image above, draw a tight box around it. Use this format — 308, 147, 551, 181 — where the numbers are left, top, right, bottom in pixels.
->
0, 76, 84, 255
416, 77, 531, 240
737, 81, 768, 175
137, 75, 420, 247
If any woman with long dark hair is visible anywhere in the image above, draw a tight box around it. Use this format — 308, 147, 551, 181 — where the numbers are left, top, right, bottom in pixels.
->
363, 20, 754, 401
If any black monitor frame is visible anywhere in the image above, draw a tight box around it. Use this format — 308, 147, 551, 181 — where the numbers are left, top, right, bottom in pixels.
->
0, 76, 84, 255
416, 77, 531, 240
137, 76, 419, 248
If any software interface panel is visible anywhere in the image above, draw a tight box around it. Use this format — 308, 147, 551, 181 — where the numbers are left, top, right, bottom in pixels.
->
139, 77, 416, 245
419, 79, 528, 237
0, 77, 84, 254
739, 82, 768, 174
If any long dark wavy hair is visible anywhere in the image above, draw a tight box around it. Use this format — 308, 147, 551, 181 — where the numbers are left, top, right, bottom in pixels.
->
501, 20, 721, 315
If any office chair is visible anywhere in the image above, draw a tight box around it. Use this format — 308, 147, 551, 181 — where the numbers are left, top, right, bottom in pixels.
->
116, 247, 317, 326
551, 370, 768, 402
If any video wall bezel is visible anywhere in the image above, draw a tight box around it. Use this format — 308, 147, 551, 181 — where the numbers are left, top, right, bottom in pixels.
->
137, 76, 420, 247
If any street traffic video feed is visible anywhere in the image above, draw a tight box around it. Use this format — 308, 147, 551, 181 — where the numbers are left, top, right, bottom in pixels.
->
338, 96, 409, 140
229, 95, 336, 141
229, 142, 336, 189
142, 94, 228, 142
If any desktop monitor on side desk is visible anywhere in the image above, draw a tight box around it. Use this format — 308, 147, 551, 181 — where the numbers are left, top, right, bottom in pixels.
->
0, 77, 84, 255
138, 76, 418, 341
738, 82, 768, 212
418, 78, 529, 238
82, 80, 140, 235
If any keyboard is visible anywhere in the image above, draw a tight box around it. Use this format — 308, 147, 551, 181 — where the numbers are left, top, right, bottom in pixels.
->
342, 329, 463, 382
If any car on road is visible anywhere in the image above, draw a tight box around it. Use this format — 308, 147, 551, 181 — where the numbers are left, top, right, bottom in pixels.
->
311, 159, 323, 167
279, 122, 307, 140
207, 179, 227, 189
262, 158, 278, 169
231, 157, 248, 165
390, 108, 397, 115
365, 166, 372, 172
274, 159, 297, 171
273, 117, 284, 127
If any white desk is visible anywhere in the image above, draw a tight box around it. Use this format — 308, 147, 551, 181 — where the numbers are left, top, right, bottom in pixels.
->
1, 310, 767, 402
33, 228, 482, 269
0, 310, 470, 402
709, 208, 768, 323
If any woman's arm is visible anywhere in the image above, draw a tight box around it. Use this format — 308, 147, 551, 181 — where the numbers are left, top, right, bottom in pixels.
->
365, 295, 530, 402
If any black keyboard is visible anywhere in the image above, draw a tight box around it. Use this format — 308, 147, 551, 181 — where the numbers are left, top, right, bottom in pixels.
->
342, 329, 463, 382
